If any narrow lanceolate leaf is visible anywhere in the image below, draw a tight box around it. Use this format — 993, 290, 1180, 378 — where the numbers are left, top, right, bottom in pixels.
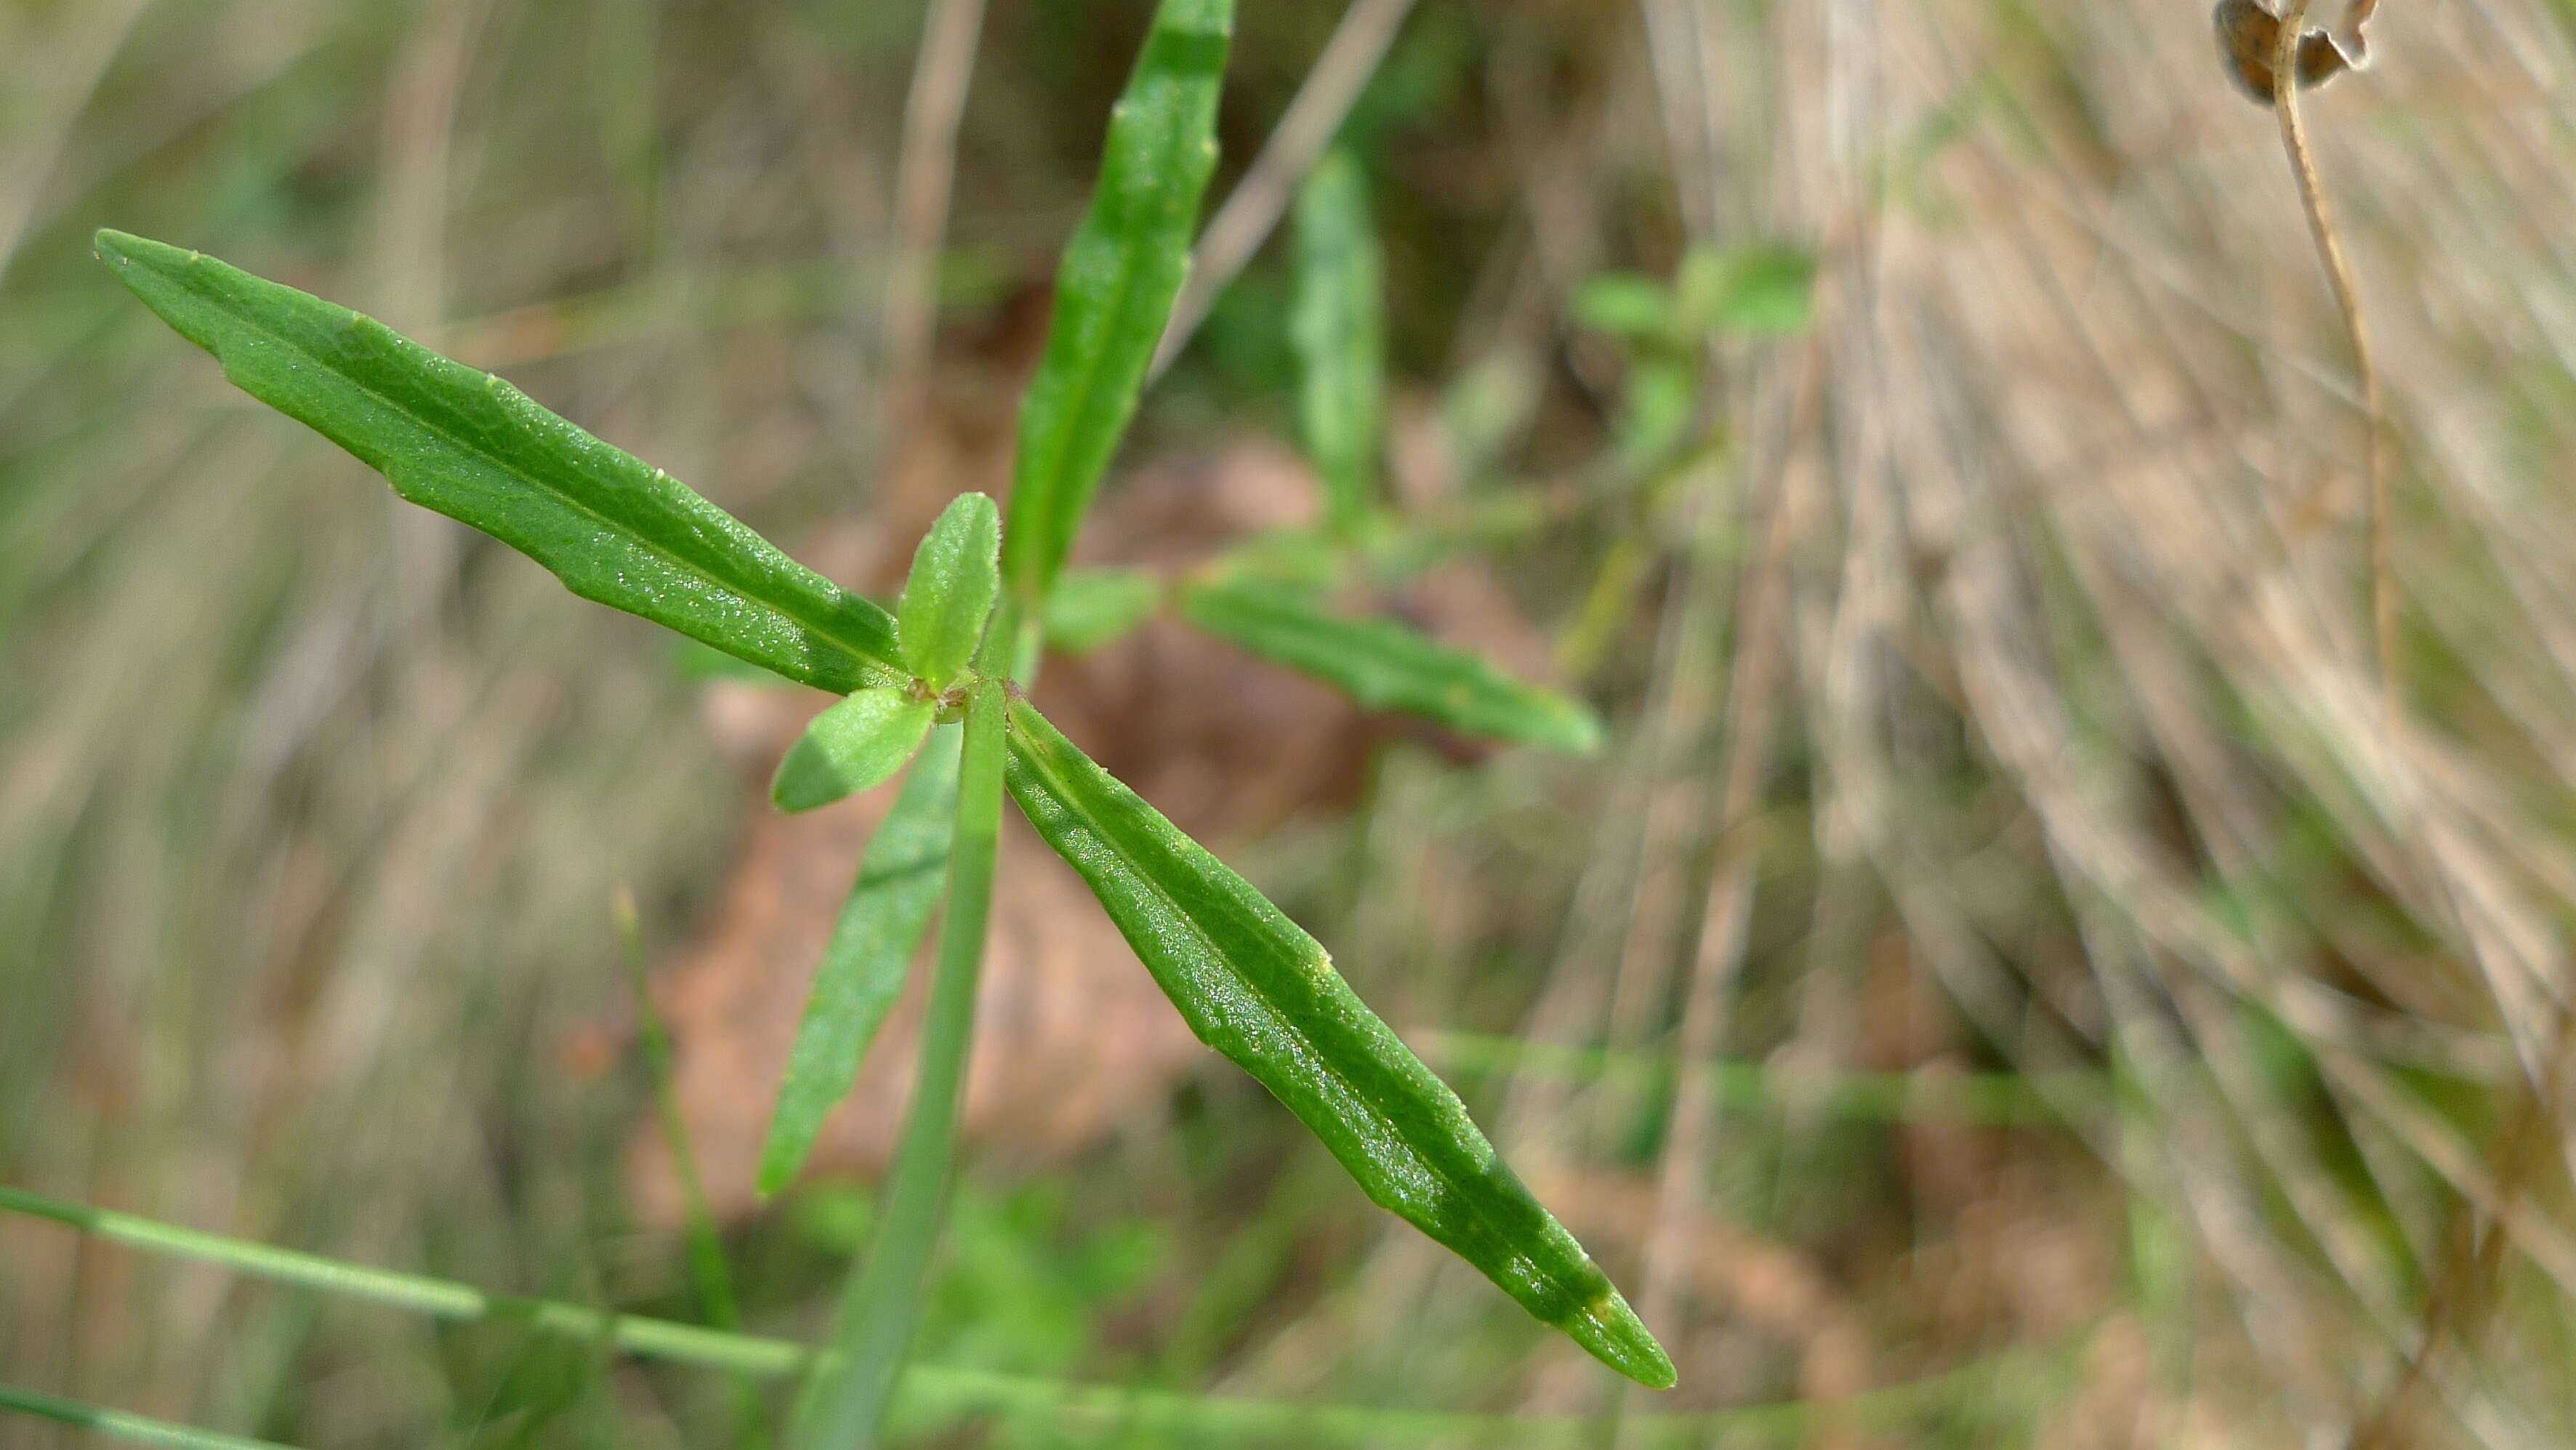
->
1180, 576, 1603, 754
1041, 566, 1163, 654
757, 725, 962, 1197
898, 493, 1001, 689
1290, 150, 1386, 534
94, 230, 901, 691
772, 688, 935, 814
1002, 701, 1671, 1388
1000, 0, 1233, 605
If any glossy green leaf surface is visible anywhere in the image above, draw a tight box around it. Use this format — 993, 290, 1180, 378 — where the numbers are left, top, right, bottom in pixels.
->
1180, 577, 1603, 754
1000, 0, 1232, 605
1041, 567, 1164, 654
757, 725, 962, 1196
771, 688, 935, 814
94, 230, 903, 691
1002, 701, 1670, 1387
898, 494, 1002, 689
1290, 150, 1386, 534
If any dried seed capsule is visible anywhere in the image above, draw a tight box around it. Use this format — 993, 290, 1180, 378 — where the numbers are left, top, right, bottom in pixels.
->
2214, 0, 2351, 106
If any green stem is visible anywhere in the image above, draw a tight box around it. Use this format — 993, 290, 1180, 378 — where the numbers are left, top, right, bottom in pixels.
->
0, 1382, 300, 1450
788, 676, 1008, 1450
0, 1183, 798, 1375
1419, 1032, 2106, 1128
0, 1184, 2080, 1448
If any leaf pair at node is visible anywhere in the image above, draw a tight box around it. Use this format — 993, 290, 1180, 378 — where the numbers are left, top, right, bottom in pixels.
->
770, 494, 1000, 815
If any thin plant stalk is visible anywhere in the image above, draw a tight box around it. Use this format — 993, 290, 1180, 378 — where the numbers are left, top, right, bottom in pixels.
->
616, 887, 742, 1334
2269, 0, 2393, 702
788, 673, 1010, 1450
616, 887, 769, 1447
0, 1382, 298, 1450
0, 1184, 2074, 1447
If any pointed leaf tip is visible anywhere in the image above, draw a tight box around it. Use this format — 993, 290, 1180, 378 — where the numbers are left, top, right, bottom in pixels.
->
1002, 698, 1667, 1385
1577, 1289, 1677, 1389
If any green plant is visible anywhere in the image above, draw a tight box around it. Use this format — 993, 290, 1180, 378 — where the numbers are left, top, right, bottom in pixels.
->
79, 0, 1669, 1442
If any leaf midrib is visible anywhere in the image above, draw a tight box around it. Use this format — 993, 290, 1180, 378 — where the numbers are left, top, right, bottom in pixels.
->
1008, 723, 1534, 1276
1013, 86, 1203, 600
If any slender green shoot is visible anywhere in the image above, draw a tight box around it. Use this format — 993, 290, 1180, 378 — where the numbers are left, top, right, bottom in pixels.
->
1421, 1031, 2101, 1128
616, 888, 768, 1447
0, 1184, 2076, 1446
789, 677, 1010, 1450
616, 888, 744, 1333
0, 1383, 299, 1450
1291, 148, 1387, 536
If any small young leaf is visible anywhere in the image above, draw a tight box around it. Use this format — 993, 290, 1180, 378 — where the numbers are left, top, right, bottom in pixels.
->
1612, 356, 1700, 472
1042, 568, 1164, 655
898, 493, 1002, 688
1180, 576, 1603, 753
1001, 0, 1233, 605
1571, 273, 1678, 342
757, 725, 962, 1197
1675, 243, 1818, 337
772, 688, 936, 814
1003, 701, 1671, 1387
1290, 149, 1387, 535
94, 230, 903, 691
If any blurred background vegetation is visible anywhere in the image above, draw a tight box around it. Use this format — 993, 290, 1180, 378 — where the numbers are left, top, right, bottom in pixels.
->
7, 0, 2576, 1446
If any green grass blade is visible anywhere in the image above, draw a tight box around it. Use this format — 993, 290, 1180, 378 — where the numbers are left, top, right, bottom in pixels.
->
1419, 1031, 2102, 1128
0, 1383, 301, 1450
1290, 149, 1386, 535
771, 688, 937, 814
92, 230, 903, 691
0, 1184, 801, 1378
1000, 700, 1670, 1387
897, 493, 1002, 689
616, 891, 744, 1332
1000, 0, 1233, 605
616, 890, 771, 1448
1180, 576, 1603, 753
757, 724, 964, 1196
790, 680, 1009, 1450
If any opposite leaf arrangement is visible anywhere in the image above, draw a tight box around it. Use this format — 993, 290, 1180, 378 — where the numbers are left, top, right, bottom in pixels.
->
94, 0, 1676, 1433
